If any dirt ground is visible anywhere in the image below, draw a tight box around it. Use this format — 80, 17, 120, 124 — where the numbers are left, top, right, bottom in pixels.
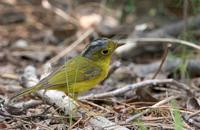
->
0, 0, 200, 129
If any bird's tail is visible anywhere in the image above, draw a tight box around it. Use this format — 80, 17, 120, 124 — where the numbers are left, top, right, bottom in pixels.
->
9, 83, 42, 102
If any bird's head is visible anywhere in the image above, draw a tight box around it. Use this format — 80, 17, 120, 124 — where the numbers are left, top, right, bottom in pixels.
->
81, 38, 124, 61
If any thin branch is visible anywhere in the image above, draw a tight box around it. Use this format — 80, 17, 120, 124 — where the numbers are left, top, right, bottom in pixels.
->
133, 38, 200, 50
188, 110, 200, 119
125, 95, 180, 123
152, 44, 171, 79
79, 79, 190, 100
0, 73, 19, 80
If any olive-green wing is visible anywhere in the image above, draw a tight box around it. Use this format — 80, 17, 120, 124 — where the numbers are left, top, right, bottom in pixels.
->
39, 56, 102, 89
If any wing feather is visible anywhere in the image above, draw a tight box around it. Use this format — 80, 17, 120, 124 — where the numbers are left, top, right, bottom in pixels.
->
40, 56, 102, 90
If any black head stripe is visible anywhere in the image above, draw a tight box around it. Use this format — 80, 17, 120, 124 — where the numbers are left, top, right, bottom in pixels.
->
91, 38, 109, 46
82, 38, 109, 57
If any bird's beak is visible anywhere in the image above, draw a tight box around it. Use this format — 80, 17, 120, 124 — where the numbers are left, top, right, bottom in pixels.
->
116, 42, 125, 48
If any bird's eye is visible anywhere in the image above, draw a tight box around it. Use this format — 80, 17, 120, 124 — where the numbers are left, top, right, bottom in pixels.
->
101, 49, 109, 55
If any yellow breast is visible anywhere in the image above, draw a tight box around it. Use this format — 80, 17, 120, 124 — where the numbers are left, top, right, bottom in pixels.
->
69, 64, 109, 93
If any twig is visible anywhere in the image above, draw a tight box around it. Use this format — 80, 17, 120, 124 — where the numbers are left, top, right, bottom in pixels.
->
133, 38, 200, 50
116, 38, 200, 60
41, 0, 79, 26
68, 117, 83, 130
81, 100, 111, 113
188, 110, 200, 119
125, 95, 180, 123
152, 44, 171, 79
0, 73, 19, 80
47, 28, 94, 64
79, 79, 190, 100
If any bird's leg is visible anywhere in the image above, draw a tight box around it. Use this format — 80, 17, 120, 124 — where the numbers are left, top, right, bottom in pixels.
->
41, 89, 50, 105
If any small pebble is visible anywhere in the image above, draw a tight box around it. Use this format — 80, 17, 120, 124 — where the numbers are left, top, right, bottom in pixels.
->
13, 39, 28, 49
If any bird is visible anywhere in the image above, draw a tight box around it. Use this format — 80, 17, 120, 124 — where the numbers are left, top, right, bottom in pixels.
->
10, 38, 124, 101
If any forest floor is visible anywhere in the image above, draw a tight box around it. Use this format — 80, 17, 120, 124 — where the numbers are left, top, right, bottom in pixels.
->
0, 0, 200, 130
